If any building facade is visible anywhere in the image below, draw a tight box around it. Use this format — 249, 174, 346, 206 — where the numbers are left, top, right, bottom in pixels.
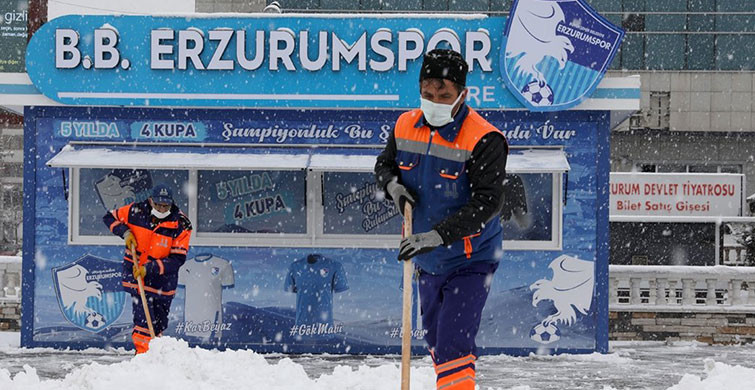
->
194, 0, 755, 193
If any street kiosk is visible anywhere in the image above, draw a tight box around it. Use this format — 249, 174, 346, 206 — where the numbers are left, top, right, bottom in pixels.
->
17, 11, 638, 355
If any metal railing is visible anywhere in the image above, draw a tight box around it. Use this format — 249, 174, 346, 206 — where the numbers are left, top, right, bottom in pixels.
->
610, 265, 755, 311
0, 256, 21, 302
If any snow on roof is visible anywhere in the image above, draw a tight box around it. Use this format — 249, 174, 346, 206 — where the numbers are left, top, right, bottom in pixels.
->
46, 145, 311, 170
506, 148, 570, 173
47, 145, 569, 173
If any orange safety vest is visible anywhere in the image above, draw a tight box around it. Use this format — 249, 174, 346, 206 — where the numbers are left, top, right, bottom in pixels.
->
394, 106, 503, 274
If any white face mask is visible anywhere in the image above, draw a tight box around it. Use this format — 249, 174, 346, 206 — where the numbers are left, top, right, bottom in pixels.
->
151, 207, 171, 219
420, 92, 465, 127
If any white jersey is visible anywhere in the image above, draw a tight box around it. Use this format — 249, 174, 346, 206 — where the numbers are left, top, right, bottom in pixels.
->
178, 254, 235, 340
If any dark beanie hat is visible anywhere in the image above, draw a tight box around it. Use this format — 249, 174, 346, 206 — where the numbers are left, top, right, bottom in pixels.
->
419, 49, 468, 87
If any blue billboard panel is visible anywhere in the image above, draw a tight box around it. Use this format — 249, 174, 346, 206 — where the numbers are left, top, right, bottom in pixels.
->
25, 14, 627, 110
23, 106, 609, 355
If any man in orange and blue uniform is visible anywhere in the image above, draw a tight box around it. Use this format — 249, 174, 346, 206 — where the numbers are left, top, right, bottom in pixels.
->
375, 49, 508, 390
103, 184, 192, 354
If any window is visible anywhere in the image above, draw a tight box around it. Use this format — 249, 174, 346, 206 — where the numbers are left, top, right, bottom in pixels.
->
501, 173, 553, 242
622, 13, 645, 32
720, 165, 742, 174
499, 171, 565, 251
196, 170, 307, 234
56, 147, 568, 249
657, 164, 685, 173
76, 168, 189, 237
321, 172, 401, 235
640, 164, 656, 172
647, 92, 670, 130
688, 165, 717, 173
637, 163, 743, 174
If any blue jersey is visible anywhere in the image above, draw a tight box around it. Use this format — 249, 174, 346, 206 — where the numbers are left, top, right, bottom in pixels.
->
284, 255, 348, 326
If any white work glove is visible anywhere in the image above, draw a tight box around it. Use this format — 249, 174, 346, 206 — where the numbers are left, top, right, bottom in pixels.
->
398, 230, 444, 260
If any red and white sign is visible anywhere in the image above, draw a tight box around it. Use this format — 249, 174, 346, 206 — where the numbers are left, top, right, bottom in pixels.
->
610, 173, 745, 217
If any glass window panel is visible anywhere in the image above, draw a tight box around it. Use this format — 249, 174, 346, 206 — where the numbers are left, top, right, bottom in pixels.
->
424, 0, 447, 11
622, 14, 644, 32
716, 15, 755, 33
689, 0, 715, 12
197, 170, 307, 234
78, 169, 189, 236
611, 222, 716, 266
645, 15, 686, 32
688, 14, 715, 33
501, 173, 553, 242
716, 0, 750, 12
646, 0, 682, 11
646, 35, 685, 70
278, 0, 319, 10
657, 164, 686, 173
620, 34, 645, 69
320, 0, 359, 10
688, 165, 717, 173
449, 0, 487, 11
720, 165, 742, 174
322, 172, 401, 235
716, 35, 755, 71
639, 164, 657, 172
382, 0, 422, 10
589, 0, 621, 12
622, 0, 645, 13
687, 35, 715, 70
606, 14, 623, 27
360, 0, 383, 10
488, 0, 510, 12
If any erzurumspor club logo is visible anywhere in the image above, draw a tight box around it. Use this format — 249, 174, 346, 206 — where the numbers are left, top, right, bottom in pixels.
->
501, 0, 624, 112
52, 255, 127, 333
529, 255, 594, 344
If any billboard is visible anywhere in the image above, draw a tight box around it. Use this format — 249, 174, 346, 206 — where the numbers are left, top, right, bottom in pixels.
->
0, 0, 27, 72
23, 106, 610, 355
24, 14, 631, 110
609, 172, 745, 217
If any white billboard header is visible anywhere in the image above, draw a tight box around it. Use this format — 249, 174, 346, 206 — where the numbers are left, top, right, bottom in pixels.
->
610, 172, 745, 217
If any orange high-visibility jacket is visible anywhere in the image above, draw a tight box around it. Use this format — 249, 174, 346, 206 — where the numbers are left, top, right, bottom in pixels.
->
104, 200, 192, 297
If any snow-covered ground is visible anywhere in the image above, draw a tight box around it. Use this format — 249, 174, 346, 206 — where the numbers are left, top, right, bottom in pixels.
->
1, 333, 754, 390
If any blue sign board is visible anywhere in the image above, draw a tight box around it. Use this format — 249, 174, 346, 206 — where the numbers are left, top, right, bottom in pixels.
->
25, 14, 626, 111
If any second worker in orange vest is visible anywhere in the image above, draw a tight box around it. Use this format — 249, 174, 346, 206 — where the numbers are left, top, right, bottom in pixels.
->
103, 183, 192, 354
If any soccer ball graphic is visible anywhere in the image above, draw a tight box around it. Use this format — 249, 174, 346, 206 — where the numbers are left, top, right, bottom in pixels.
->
521, 80, 555, 107
85, 312, 107, 329
529, 322, 561, 344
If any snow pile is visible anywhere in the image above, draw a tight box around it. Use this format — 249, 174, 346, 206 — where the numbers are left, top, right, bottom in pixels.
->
0, 337, 436, 390
531, 351, 634, 364
667, 358, 755, 390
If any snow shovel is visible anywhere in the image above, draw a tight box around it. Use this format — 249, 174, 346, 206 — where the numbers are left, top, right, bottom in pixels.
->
132, 242, 156, 338
401, 202, 413, 390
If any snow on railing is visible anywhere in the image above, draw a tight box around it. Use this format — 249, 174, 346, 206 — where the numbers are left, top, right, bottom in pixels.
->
610, 265, 755, 311
0, 256, 21, 302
